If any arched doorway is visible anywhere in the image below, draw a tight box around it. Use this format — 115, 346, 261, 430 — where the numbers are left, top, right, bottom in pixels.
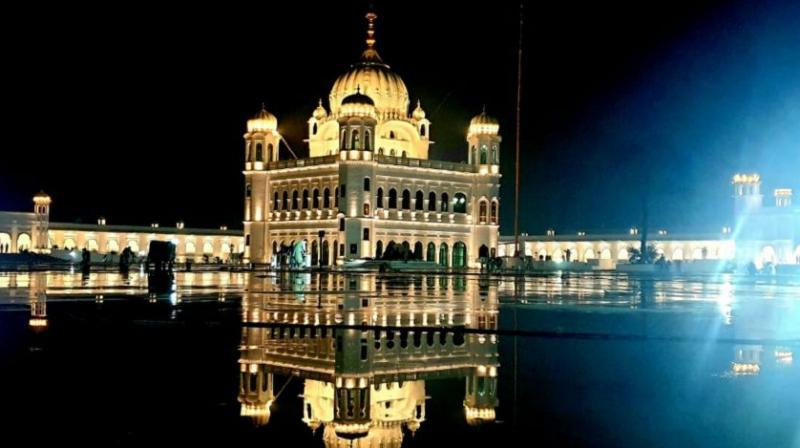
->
552, 248, 564, 262
427, 242, 436, 262
600, 248, 611, 260
479, 244, 489, 258
672, 248, 684, 261
0, 233, 11, 253
322, 240, 330, 266
402, 241, 411, 257
107, 240, 120, 253
584, 248, 596, 261
16, 233, 32, 252
375, 240, 383, 259
760, 245, 777, 268
537, 248, 547, 260
311, 240, 319, 266
439, 243, 449, 267
617, 248, 629, 261
452, 242, 467, 268
414, 241, 423, 260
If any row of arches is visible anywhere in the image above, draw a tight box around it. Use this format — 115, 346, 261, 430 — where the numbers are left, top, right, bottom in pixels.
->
374, 240, 469, 268
272, 187, 339, 211
0, 232, 29, 253
470, 144, 499, 165
478, 199, 499, 224
376, 189, 468, 213
246, 142, 274, 163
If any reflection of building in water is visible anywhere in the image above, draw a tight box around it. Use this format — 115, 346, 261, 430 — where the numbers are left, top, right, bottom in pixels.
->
28, 272, 48, 329
731, 345, 763, 376
238, 274, 499, 446
774, 348, 793, 366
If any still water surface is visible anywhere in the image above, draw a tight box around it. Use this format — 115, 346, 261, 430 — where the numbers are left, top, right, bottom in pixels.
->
1, 271, 798, 447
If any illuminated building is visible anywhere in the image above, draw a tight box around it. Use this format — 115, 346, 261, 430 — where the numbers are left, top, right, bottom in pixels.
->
237, 273, 500, 446
242, 11, 501, 268
0, 192, 243, 262
498, 173, 799, 269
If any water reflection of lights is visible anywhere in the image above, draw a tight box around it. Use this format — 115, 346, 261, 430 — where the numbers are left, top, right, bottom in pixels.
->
731, 362, 761, 376
717, 278, 734, 325
775, 349, 793, 366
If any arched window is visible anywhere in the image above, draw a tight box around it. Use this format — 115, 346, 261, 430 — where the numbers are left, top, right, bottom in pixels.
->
255, 143, 263, 162
453, 193, 467, 213
312, 123, 318, 135
388, 189, 398, 209
302, 189, 309, 209
389, 131, 395, 139
378, 148, 384, 155
441, 193, 449, 212
377, 188, 384, 208
428, 192, 436, 211
492, 145, 498, 163
273, 192, 279, 210
351, 129, 360, 149
420, 124, 426, 137
323, 188, 330, 208
339, 217, 345, 231
427, 242, 436, 262
376, 241, 383, 258
245, 234, 251, 246
363, 203, 370, 216
267, 143, 274, 162
363, 177, 370, 192
363, 228, 370, 241
401, 190, 411, 209
453, 242, 467, 268
491, 201, 498, 224
401, 150, 407, 158
334, 187, 339, 208
439, 243, 449, 267
292, 191, 299, 209
282, 191, 289, 210
471, 146, 477, 164
390, 149, 396, 156
365, 130, 371, 151
479, 200, 487, 223
312, 188, 320, 208
480, 145, 487, 164
414, 242, 423, 260
415, 191, 424, 210
186, 242, 196, 254
246, 184, 252, 198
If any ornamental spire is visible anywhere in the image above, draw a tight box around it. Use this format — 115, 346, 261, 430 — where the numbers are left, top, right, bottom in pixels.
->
361, 9, 383, 63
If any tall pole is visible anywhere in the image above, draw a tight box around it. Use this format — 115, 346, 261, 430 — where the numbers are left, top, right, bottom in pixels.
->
514, 2, 524, 257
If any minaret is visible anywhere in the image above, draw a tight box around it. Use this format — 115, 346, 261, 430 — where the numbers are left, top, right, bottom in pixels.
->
32, 191, 51, 253
243, 104, 279, 264
308, 99, 328, 143
467, 107, 502, 169
732, 173, 763, 216
411, 99, 431, 142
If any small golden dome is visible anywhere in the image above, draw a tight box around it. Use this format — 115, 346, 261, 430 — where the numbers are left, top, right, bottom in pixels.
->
412, 100, 426, 120
33, 190, 51, 205
339, 88, 377, 119
312, 99, 328, 120
247, 104, 278, 133
468, 108, 500, 136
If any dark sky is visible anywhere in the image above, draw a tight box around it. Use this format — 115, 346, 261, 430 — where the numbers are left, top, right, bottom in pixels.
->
1, 0, 798, 234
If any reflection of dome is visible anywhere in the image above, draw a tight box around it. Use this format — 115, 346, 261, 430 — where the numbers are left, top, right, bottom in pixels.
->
329, 11, 409, 117
247, 104, 278, 133
468, 108, 499, 136
464, 405, 496, 426
240, 403, 272, 426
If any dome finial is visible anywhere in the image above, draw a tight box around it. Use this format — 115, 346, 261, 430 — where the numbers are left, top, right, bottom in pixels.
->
360, 9, 383, 62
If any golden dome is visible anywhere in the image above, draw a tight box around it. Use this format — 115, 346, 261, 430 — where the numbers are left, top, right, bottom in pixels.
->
247, 104, 278, 133
468, 108, 500, 137
412, 100, 426, 120
339, 88, 378, 119
329, 11, 409, 118
312, 99, 328, 120
33, 190, 51, 205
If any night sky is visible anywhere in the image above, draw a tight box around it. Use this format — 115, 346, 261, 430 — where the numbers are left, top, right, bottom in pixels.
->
2, 1, 798, 235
